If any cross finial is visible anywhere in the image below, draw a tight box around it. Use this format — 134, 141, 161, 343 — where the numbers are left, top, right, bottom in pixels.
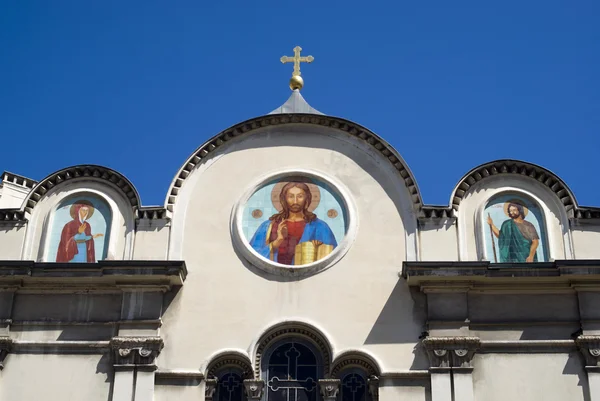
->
280, 46, 314, 91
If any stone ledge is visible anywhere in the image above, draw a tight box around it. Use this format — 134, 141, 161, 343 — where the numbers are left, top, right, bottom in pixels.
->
403, 259, 600, 289
0, 260, 187, 289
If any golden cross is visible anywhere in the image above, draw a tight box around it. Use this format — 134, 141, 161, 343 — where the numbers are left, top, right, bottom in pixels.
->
280, 46, 314, 77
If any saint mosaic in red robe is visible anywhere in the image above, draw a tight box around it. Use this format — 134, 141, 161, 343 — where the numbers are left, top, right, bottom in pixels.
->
56, 201, 104, 263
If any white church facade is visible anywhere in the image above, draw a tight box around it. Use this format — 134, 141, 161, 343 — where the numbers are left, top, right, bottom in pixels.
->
1, 54, 600, 401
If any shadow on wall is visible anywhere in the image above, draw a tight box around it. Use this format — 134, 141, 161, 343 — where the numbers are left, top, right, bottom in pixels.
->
364, 281, 429, 370
563, 351, 591, 401
96, 353, 115, 401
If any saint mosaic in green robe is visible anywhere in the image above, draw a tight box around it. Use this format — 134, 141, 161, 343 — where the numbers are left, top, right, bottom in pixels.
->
486, 198, 543, 263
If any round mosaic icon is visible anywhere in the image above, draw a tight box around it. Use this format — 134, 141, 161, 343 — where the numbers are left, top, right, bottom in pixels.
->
242, 176, 347, 267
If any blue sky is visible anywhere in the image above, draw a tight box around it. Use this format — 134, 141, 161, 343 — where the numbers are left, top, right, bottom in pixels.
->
1, 1, 598, 207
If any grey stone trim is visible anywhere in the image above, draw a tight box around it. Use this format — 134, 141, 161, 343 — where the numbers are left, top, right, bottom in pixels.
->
0, 337, 12, 370
152, 370, 429, 387
367, 376, 379, 401
0, 209, 26, 222
318, 379, 340, 401
480, 340, 576, 353
378, 371, 430, 379
0, 260, 187, 287
12, 340, 109, 354
154, 369, 204, 380
422, 337, 481, 369
418, 205, 455, 220
1, 171, 37, 189
137, 206, 169, 220
10, 319, 162, 327
576, 336, 600, 367
23, 165, 141, 214
206, 351, 253, 379
110, 336, 164, 368
243, 379, 265, 400
330, 350, 381, 378
573, 207, 600, 220
205, 378, 218, 401
450, 159, 576, 214
254, 321, 333, 378
402, 259, 600, 285
166, 114, 423, 213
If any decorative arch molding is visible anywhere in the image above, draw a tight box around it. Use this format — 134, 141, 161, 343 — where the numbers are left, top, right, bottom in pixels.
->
22, 181, 136, 261
205, 350, 254, 379
164, 114, 423, 213
330, 350, 382, 378
450, 160, 576, 215
23, 165, 141, 214
253, 320, 333, 378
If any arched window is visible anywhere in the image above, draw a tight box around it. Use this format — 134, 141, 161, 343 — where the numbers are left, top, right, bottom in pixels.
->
45, 194, 112, 263
339, 369, 369, 401
482, 193, 549, 263
264, 340, 323, 401
214, 368, 245, 401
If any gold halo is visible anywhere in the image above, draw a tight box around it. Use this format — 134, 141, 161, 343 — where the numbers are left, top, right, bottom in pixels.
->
503, 199, 529, 218
271, 179, 321, 213
69, 200, 95, 220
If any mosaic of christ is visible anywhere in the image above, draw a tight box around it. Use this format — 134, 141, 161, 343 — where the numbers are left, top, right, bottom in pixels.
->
242, 177, 347, 266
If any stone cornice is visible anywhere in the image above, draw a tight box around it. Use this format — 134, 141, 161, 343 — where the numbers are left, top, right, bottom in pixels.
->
403, 260, 600, 289
244, 379, 265, 400
1, 171, 37, 189
110, 336, 164, 368
137, 206, 169, 220
0, 209, 27, 223
422, 337, 481, 369
0, 260, 187, 289
155, 369, 205, 380
450, 159, 576, 214
165, 114, 423, 213
418, 206, 455, 220
23, 165, 141, 214
575, 335, 600, 367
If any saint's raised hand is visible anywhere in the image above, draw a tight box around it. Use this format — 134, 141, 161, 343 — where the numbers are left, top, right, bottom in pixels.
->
277, 220, 288, 239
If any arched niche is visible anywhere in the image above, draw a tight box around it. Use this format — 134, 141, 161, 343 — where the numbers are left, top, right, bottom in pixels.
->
251, 320, 334, 379
22, 180, 135, 262
167, 123, 420, 266
457, 175, 574, 262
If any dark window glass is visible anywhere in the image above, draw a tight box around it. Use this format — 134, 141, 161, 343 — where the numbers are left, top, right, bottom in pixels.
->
340, 373, 367, 401
216, 370, 244, 401
266, 341, 320, 401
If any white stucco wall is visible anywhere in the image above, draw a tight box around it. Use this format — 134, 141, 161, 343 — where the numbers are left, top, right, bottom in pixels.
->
161, 124, 423, 373
0, 354, 111, 401
472, 353, 587, 401
0, 223, 26, 259
419, 220, 458, 261
572, 223, 600, 259
379, 378, 429, 401
133, 220, 170, 260
155, 382, 204, 401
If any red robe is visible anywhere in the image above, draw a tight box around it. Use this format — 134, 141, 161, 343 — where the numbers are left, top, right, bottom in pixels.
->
56, 220, 96, 263
269, 220, 306, 265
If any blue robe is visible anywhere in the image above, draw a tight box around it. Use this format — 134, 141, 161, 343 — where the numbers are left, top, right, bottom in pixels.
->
249, 218, 337, 265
